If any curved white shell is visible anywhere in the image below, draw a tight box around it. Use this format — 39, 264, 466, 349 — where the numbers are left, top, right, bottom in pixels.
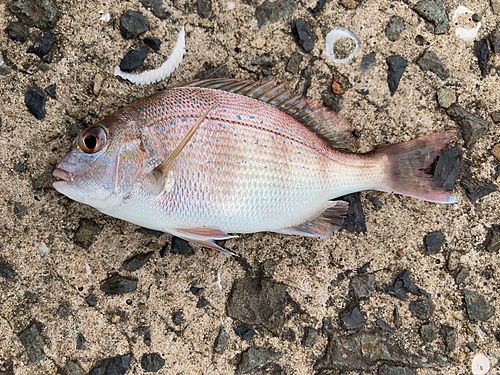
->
471, 353, 490, 375
324, 27, 361, 64
452, 6, 481, 42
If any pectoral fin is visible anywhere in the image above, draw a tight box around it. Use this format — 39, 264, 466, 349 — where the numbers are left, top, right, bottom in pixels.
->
169, 227, 239, 256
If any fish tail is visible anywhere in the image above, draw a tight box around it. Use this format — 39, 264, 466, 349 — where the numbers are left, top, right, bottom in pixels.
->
371, 132, 458, 203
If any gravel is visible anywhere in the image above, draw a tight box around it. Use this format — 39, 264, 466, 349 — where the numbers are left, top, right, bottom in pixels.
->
340, 306, 366, 330
27, 31, 55, 58
463, 289, 495, 321
292, 19, 315, 52
89, 354, 132, 375
8, 0, 59, 30
255, 0, 296, 27
423, 231, 445, 255
120, 10, 150, 39
100, 274, 138, 295
386, 55, 407, 96
416, 50, 449, 80
237, 346, 282, 374
446, 104, 489, 147
73, 219, 101, 249
414, 0, 448, 34
385, 16, 406, 42
302, 327, 318, 347
409, 298, 435, 320
197, 0, 211, 18
214, 326, 229, 354
119, 46, 149, 72
349, 273, 376, 300
0, 257, 16, 279
140, 353, 165, 372
436, 88, 456, 108
17, 322, 46, 363
5, 21, 28, 42
474, 39, 490, 77
24, 87, 47, 120
122, 251, 154, 272
139, 0, 170, 19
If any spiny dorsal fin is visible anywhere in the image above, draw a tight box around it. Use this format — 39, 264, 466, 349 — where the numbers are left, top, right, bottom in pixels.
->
181, 78, 354, 149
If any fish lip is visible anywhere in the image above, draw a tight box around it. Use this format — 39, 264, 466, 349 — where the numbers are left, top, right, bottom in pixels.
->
53, 168, 72, 182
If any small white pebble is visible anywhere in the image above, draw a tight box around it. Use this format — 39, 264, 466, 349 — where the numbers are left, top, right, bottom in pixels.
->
227, 1, 236, 10
37, 242, 50, 256
100, 12, 111, 22
85, 263, 92, 278
472, 353, 490, 375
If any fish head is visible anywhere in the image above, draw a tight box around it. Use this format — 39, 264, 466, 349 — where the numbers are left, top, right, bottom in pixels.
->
53, 119, 145, 209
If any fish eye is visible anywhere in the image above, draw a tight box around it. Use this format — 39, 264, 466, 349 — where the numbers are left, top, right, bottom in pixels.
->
79, 126, 107, 154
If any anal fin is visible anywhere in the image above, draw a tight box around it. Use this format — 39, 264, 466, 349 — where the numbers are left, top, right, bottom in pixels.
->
169, 228, 239, 256
273, 200, 349, 237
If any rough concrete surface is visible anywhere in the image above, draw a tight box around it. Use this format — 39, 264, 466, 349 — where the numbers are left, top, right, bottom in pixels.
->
0, 0, 499, 374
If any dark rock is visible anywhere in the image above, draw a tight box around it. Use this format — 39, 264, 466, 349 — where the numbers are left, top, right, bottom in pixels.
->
226, 276, 291, 335
375, 319, 393, 332
455, 267, 470, 284
100, 274, 138, 295
415, 34, 428, 46
66, 360, 84, 375
492, 111, 500, 123
17, 322, 45, 363
420, 322, 439, 343
310, 0, 326, 14
84, 294, 97, 307
463, 289, 495, 321
423, 231, 445, 255
292, 19, 315, 52
234, 324, 256, 341
139, 0, 170, 19
386, 55, 407, 96
196, 296, 209, 308
285, 52, 302, 74
0, 257, 15, 279
414, 0, 448, 34
339, 193, 366, 233
27, 31, 55, 58
74, 219, 101, 249
13, 202, 28, 218
340, 306, 366, 330
302, 327, 318, 347
378, 364, 415, 375
409, 299, 435, 320
474, 39, 489, 77
388, 269, 426, 300
14, 163, 28, 173
490, 26, 500, 54
57, 305, 71, 318
484, 225, 500, 252
190, 286, 203, 296
349, 273, 376, 300
237, 347, 282, 374
416, 50, 449, 80
140, 353, 165, 372
360, 52, 376, 72
119, 46, 149, 72
25, 87, 47, 120
466, 341, 478, 351
441, 325, 457, 352
385, 16, 406, 42
393, 306, 401, 328
255, 0, 296, 28
446, 104, 489, 147
5, 21, 28, 42
172, 310, 184, 325
432, 146, 461, 191
89, 354, 132, 375
120, 10, 150, 39
214, 326, 229, 354
253, 54, 275, 76
460, 177, 497, 202
170, 236, 195, 256
122, 251, 154, 272
136, 227, 164, 237
44, 83, 56, 98
143, 37, 161, 52
135, 325, 151, 346
8, 0, 59, 30
76, 332, 85, 349
197, 0, 211, 18
194, 62, 231, 80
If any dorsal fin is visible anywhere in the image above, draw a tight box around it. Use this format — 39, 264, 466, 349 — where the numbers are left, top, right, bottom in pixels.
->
181, 78, 355, 149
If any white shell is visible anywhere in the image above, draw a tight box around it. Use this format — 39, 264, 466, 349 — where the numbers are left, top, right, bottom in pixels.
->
324, 27, 361, 64
114, 26, 186, 85
471, 353, 490, 375
452, 6, 481, 42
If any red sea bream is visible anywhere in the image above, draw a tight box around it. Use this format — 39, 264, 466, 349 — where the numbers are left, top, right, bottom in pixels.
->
53, 79, 456, 253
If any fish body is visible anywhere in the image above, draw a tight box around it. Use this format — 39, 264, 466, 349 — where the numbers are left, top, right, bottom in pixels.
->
53, 79, 456, 250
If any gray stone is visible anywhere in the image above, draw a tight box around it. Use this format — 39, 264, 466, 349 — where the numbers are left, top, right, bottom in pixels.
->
17, 322, 45, 363
140, 353, 165, 372
455, 267, 470, 285
25, 87, 47, 120
436, 88, 456, 109
460, 177, 497, 202
432, 146, 461, 191
388, 269, 426, 301
120, 10, 150, 39
490, 25, 500, 53
0, 257, 15, 279
385, 16, 406, 42
84, 294, 97, 307
170, 237, 195, 256
122, 251, 154, 272
66, 360, 84, 375
5, 21, 28, 42
172, 310, 184, 325
446, 104, 489, 147
375, 319, 393, 332
197, 0, 211, 19
420, 322, 439, 343
13, 202, 28, 218
234, 324, 255, 341
360, 52, 376, 72
409, 299, 435, 320
474, 39, 489, 77
423, 231, 445, 255
414, 0, 448, 34
119, 46, 149, 72
214, 326, 229, 354
386, 55, 407, 96
302, 327, 318, 348
441, 325, 457, 352
89, 354, 132, 375
255, 0, 296, 28
74, 219, 101, 249
340, 306, 366, 330
27, 32, 55, 58
378, 364, 415, 375
349, 273, 376, 300
491, 111, 500, 123
8, 0, 59, 30
463, 289, 495, 321
76, 332, 85, 349
292, 19, 315, 53
139, 0, 170, 19
484, 225, 500, 252
416, 50, 449, 80
237, 347, 282, 374
100, 274, 138, 295
285, 52, 302, 74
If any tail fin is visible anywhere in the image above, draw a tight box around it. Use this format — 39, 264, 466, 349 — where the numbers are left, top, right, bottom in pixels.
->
372, 132, 458, 203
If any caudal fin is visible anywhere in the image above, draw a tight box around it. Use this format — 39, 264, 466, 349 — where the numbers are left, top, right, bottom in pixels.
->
372, 132, 458, 203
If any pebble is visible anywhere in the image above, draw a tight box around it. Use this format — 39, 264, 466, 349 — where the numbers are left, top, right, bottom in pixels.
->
388, 269, 425, 301
446, 104, 488, 147
74, 219, 101, 249
5, 21, 28, 42
416, 50, 449, 80
484, 225, 499, 252
386, 55, 407, 96
25, 87, 47, 120
84, 294, 97, 307
463, 289, 495, 321
331, 73, 351, 95
144, 37, 161, 52
44, 83, 56, 98
27, 31, 55, 58
237, 347, 282, 374
414, 0, 448, 34
197, 0, 211, 18
172, 310, 184, 325
310, 0, 326, 14
234, 324, 256, 341
378, 364, 415, 375
285, 52, 302, 74
441, 325, 457, 352
122, 251, 154, 272
169, 236, 195, 256
436, 87, 456, 109
13, 202, 27, 218
375, 319, 393, 332
301, 327, 318, 347
339, 0, 359, 9
385, 15, 406, 42
214, 326, 229, 354
455, 267, 470, 284
100, 273, 138, 295
340, 193, 367, 233
466, 341, 478, 351
460, 177, 497, 202
0, 257, 15, 280
139, 0, 170, 19
66, 360, 84, 375
140, 353, 165, 373
76, 333, 85, 349
8, 0, 59, 30
17, 322, 45, 363
196, 296, 209, 308
255, 0, 296, 27
120, 10, 150, 39
474, 39, 489, 77
420, 322, 439, 342
432, 146, 461, 191
409, 298, 435, 320
89, 354, 132, 375
490, 26, 500, 54
349, 273, 376, 300
423, 231, 445, 255
93, 73, 104, 96
119, 46, 149, 72
190, 286, 203, 296
340, 306, 366, 330
360, 52, 376, 72
292, 19, 315, 53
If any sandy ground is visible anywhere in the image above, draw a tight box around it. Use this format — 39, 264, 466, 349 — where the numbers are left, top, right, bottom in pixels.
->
0, 0, 499, 374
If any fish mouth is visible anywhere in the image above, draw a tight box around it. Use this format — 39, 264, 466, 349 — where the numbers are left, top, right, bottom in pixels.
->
53, 168, 73, 182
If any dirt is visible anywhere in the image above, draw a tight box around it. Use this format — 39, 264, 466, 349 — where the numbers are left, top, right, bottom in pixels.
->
0, 0, 499, 374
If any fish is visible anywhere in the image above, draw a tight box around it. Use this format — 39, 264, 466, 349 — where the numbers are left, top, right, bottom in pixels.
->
53, 78, 457, 254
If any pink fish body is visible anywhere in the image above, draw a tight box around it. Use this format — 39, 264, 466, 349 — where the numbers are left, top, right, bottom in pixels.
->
53, 79, 456, 252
